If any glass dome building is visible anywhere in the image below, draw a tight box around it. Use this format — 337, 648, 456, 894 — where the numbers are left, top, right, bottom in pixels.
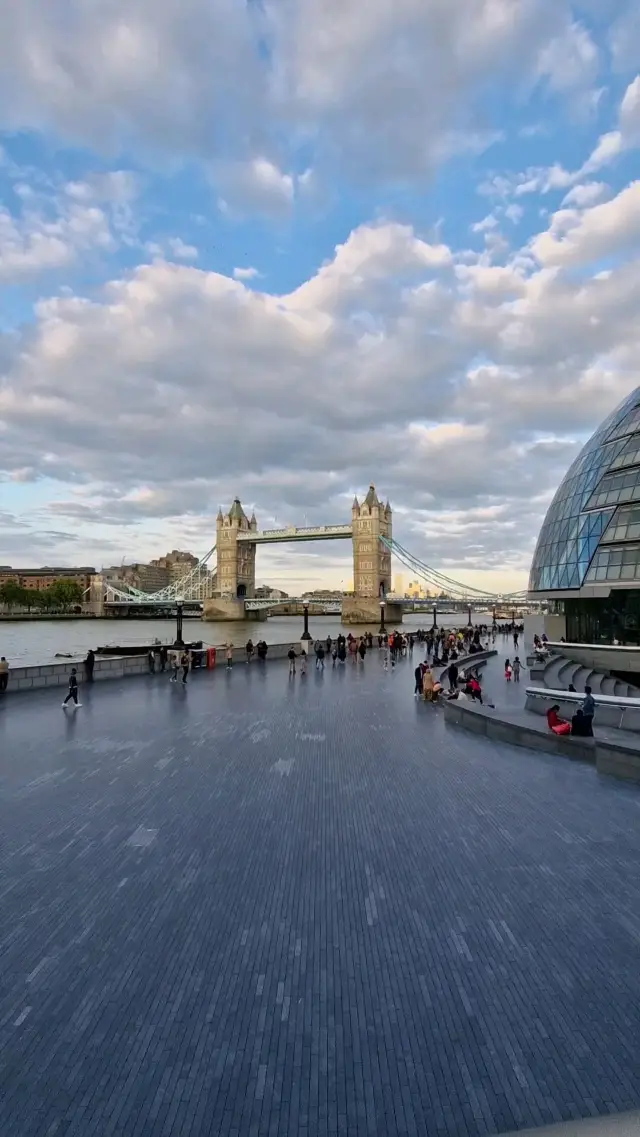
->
529, 386, 640, 644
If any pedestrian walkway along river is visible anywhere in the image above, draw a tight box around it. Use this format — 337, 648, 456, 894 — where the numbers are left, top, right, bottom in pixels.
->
1, 647, 638, 1136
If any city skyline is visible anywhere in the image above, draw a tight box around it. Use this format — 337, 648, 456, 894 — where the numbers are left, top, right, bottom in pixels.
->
1, 4, 638, 596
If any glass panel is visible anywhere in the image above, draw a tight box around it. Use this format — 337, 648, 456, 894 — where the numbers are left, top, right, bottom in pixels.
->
584, 543, 640, 583
529, 385, 640, 593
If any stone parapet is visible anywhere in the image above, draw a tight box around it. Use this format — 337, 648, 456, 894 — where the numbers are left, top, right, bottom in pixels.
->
341, 597, 404, 625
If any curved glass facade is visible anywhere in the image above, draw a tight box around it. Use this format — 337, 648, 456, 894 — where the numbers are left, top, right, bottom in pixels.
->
529, 387, 640, 593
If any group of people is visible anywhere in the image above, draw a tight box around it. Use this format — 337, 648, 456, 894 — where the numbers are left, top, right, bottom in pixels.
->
546, 687, 596, 737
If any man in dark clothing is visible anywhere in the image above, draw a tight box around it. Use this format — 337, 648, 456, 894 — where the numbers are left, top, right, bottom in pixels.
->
414, 663, 423, 696
581, 687, 595, 735
148, 649, 156, 673
62, 668, 81, 707
159, 645, 168, 672
571, 708, 592, 737
447, 661, 459, 693
85, 649, 95, 682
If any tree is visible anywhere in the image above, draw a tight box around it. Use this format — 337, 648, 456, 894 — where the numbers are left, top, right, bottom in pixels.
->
47, 579, 84, 611
0, 579, 23, 609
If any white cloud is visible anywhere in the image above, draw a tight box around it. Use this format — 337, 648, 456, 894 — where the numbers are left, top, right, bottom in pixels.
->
215, 157, 296, 217
2, 208, 640, 583
0, 197, 113, 282
531, 181, 640, 266
167, 237, 198, 261
535, 19, 599, 96
609, 3, 640, 73
233, 266, 260, 280
0, 0, 597, 185
561, 182, 608, 208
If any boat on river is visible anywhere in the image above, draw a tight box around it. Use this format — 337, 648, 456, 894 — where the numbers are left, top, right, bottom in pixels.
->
96, 640, 204, 656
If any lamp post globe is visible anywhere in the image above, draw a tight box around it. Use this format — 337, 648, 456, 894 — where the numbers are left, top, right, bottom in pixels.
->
175, 595, 185, 647
301, 598, 312, 644
379, 599, 386, 636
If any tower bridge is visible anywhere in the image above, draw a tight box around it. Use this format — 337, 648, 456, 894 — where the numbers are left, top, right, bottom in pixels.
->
95, 483, 531, 620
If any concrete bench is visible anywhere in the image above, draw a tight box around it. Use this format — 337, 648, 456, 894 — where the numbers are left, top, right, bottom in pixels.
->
444, 698, 640, 783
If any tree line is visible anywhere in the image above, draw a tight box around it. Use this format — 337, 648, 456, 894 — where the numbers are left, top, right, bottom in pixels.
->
0, 579, 85, 612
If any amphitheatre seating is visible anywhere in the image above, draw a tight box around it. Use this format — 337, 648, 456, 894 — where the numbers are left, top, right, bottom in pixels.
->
438, 648, 495, 686
525, 686, 640, 732
533, 650, 640, 700
443, 696, 640, 783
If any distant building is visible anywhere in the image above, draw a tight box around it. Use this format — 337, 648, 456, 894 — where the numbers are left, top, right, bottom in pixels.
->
0, 566, 96, 593
255, 586, 289, 599
105, 550, 200, 594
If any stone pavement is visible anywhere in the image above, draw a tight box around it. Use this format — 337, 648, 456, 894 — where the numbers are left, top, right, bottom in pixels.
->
1, 647, 639, 1137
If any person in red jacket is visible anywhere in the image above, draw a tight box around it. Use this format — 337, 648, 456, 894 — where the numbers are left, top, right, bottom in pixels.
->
546, 705, 571, 735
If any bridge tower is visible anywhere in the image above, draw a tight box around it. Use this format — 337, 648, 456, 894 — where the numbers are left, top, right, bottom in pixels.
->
351, 485, 392, 598
215, 499, 257, 599
343, 485, 402, 624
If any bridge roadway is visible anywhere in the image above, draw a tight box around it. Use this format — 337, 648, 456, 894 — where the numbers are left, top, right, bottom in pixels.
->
1, 648, 639, 1137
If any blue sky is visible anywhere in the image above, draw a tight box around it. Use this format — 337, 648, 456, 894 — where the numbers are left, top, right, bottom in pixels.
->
1, 0, 640, 592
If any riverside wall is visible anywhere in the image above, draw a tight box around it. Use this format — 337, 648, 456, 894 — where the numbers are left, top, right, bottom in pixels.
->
1, 641, 323, 694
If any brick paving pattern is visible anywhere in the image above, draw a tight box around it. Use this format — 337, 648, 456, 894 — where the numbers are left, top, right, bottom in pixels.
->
1, 647, 639, 1136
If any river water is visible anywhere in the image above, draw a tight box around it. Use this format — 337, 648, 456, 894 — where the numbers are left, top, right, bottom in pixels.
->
0, 611, 507, 666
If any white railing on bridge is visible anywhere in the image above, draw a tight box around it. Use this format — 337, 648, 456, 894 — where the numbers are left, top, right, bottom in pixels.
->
237, 524, 352, 543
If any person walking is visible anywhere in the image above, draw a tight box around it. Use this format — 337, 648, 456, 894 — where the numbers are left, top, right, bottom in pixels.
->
180, 650, 190, 684
0, 655, 9, 693
169, 651, 179, 682
85, 649, 95, 683
62, 668, 81, 708
148, 649, 156, 674
246, 639, 254, 665
225, 643, 233, 670
414, 663, 423, 697
300, 650, 307, 676
504, 658, 512, 681
159, 645, 168, 672
513, 629, 519, 649
358, 638, 366, 663
288, 646, 296, 676
513, 656, 521, 682
316, 643, 325, 671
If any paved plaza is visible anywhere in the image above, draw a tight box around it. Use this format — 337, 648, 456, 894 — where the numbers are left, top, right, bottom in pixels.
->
1, 648, 639, 1137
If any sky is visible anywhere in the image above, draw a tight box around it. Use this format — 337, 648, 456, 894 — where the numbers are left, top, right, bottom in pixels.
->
1, 0, 640, 595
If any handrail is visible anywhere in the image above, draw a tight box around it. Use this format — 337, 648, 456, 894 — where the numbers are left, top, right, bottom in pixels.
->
546, 641, 640, 654
525, 685, 640, 710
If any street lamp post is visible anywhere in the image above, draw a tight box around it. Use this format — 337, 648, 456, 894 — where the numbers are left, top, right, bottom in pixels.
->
492, 606, 497, 626
301, 599, 312, 652
467, 604, 472, 627
432, 604, 438, 630
175, 595, 185, 646
379, 600, 386, 636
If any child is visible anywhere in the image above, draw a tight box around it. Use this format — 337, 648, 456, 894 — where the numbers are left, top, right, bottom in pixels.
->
513, 656, 521, 682
300, 650, 307, 676
504, 658, 512, 682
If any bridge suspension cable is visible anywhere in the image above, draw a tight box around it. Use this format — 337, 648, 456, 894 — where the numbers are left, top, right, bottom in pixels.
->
379, 537, 525, 602
104, 545, 217, 604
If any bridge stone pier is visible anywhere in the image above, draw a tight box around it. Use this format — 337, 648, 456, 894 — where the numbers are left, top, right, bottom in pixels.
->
203, 484, 403, 624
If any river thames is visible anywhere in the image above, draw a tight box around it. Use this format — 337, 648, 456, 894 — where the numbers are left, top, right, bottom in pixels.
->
0, 611, 502, 667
